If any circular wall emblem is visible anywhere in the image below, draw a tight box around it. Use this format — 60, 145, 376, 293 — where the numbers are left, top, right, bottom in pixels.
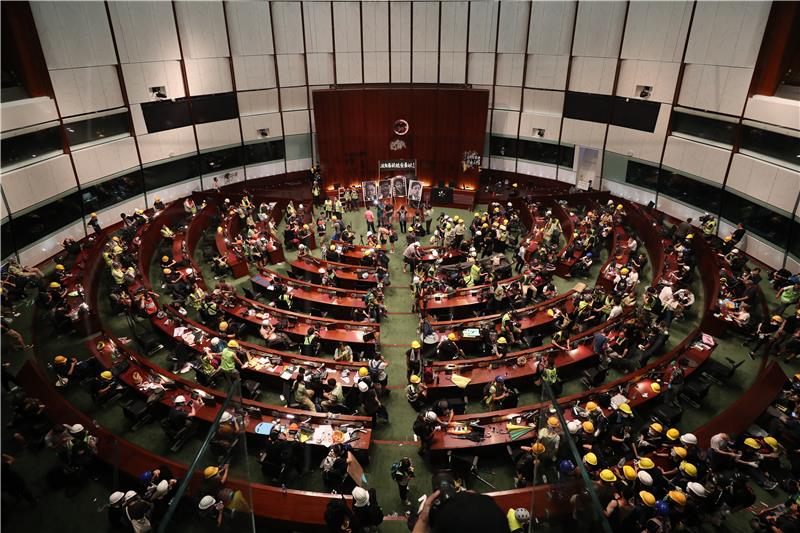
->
393, 119, 409, 136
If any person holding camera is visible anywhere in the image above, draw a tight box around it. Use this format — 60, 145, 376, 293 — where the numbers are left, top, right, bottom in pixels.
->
390, 456, 415, 505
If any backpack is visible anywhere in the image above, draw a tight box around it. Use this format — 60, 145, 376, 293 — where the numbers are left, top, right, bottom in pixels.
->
390, 461, 404, 481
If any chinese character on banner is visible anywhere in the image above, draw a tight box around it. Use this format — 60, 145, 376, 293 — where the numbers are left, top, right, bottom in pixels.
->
462, 150, 481, 172
389, 139, 407, 151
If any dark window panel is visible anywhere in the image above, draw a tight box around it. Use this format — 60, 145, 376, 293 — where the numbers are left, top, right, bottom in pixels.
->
1, 219, 15, 260
201, 146, 243, 174
489, 135, 517, 158
721, 190, 792, 249
1, 125, 63, 167
564, 92, 612, 124
625, 160, 659, 191
80, 171, 144, 214
740, 125, 800, 166
10, 190, 83, 250
64, 112, 130, 146
610, 97, 660, 133
191, 93, 238, 124
559, 145, 575, 168
658, 169, 721, 213
140, 99, 192, 133
671, 111, 737, 145
789, 220, 800, 260
142, 156, 199, 191
245, 140, 285, 165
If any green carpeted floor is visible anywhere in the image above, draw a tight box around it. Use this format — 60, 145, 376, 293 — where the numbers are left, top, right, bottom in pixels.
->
2, 200, 799, 533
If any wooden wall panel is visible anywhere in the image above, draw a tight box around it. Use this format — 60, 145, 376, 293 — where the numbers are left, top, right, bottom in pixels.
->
313, 87, 488, 187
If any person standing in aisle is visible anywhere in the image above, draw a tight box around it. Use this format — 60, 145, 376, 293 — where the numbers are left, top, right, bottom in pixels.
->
390, 456, 415, 505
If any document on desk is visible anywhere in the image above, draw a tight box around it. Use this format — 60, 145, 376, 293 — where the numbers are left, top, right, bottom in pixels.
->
173, 326, 187, 338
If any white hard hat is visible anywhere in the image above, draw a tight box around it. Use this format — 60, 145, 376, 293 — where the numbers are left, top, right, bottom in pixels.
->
680, 433, 698, 445
198, 495, 216, 510
637, 471, 653, 486
174, 395, 186, 405
109, 491, 125, 505
352, 486, 370, 507
68, 423, 84, 434
425, 411, 438, 422
687, 482, 707, 498
220, 411, 233, 422
514, 508, 531, 523
358, 381, 369, 392
124, 490, 138, 502
155, 480, 170, 496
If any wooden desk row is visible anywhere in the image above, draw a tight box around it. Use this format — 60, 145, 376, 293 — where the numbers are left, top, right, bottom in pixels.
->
89, 334, 372, 450
291, 256, 380, 290
15, 359, 363, 525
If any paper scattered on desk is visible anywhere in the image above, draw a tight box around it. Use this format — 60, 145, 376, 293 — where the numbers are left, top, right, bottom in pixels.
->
173, 326, 187, 337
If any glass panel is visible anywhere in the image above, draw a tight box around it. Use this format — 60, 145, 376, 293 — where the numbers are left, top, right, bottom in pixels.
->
80, 171, 144, 213
721, 190, 793, 248
192, 93, 239, 124
201, 146, 243, 174
489, 135, 517, 158
245, 140, 285, 165
789, 219, 800, 261
157, 380, 257, 533
740, 125, 800, 166
518, 138, 560, 165
1, 218, 15, 260
658, 169, 721, 213
143, 155, 199, 192
1, 125, 63, 168
626, 160, 659, 191
141, 99, 192, 134
559, 144, 575, 168
10, 190, 83, 250
671, 111, 737, 145
65, 112, 130, 146
284, 133, 312, 160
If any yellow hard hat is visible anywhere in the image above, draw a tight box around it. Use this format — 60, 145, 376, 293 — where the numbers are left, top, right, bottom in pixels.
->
474, 212, 481, 217
497, 336, 507, 344
330, 245, 336, 251
680, 462, 697, 477
639, 491, 656, 507
764, 436, 778, 449
303, 224, 309, 229
686, 233, 694, 239
623, 465, 637, 480
162, 268, 172, 274
585, 401, 598, 411
219, 321, 229, 331
331, 216, 337, 221
668, 490, 686, 505
584, 452, 598, 466
616, 204, 623, 210
49, 282, 60, 289
358, 367, 369, 377
532, 442, 546, 455
410, 375, 421, 384
547, 309, 555, 317
154, 196, 160, 202
771, 315, 783, 322
744, 437, 760, 449
227, 340, 238, 348
582, 421, 594, 433
113, 246, 123, 254
90, 212, 97, 217
112, 236, 120, 242
672, 446, 687, 459
100, 371, 113, 380
54, 355, 67, 364
620, 268, 630, 275
55, 264, 65, 271
162, 256, 170, 262
650, 422, 663, 433
482, 223, 489, 229
411, 340, 421, 349
638, 457, 655, 470
204, 466, 219, 479
599, 469, 617, 482
512, 183, 518, 188
650, 383, 661, 393
666, 428, 680, 441
547, 416, 559, 428
619, 403, 632, 415
447, 333, 456, 341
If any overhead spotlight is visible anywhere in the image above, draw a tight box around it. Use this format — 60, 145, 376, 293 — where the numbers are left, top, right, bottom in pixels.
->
637, 85, 653, 99
536, 129, 545, 137
258, 128, 270, 137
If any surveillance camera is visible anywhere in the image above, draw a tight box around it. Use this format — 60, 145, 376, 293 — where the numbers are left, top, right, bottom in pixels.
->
258, 128, 270, 137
